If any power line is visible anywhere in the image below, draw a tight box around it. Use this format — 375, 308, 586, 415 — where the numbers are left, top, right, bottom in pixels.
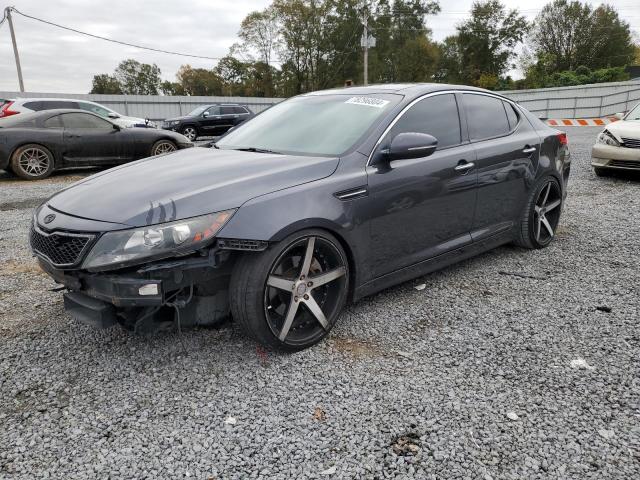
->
7, 7, 246, 63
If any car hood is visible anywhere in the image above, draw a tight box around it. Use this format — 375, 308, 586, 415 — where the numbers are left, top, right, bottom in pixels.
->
164, 116, 191, 122
606, 120, 640, 141
46, 148, 339, 228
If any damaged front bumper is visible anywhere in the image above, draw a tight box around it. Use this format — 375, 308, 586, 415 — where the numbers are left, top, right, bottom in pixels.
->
591, 143, 640, 171
39, 248, 234, 332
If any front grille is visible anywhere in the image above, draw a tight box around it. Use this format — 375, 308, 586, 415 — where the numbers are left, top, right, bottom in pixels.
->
609, 160, 640, 169
30, 224, 95, 268
621, 137, 640, 149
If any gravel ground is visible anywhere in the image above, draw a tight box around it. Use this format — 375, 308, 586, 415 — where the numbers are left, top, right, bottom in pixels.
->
0, 127, 639, 479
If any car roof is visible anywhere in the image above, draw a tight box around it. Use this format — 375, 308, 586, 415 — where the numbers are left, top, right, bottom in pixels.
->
304, 83, 511, 101
15, 97, 93, 102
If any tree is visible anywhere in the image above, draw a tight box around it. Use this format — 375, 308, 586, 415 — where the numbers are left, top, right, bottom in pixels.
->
174, 65, 224, 96
368, 0, 441, 83
528, 0, 635, 73
113, 59, 162, 95
238, 7, 280, 65
90, 74, 122, 94
440, 0, 528, 87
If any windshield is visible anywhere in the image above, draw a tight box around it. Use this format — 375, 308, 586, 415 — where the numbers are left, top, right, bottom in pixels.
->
187, 106, 208, 117
216, 93, 401, 156
625, 103, 640, 121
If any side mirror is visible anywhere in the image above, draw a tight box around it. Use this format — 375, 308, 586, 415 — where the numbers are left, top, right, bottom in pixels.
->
614, 112, 624, 120
112, 123, 121, 131
203, 111, 210, 118
385, 132, 438, 161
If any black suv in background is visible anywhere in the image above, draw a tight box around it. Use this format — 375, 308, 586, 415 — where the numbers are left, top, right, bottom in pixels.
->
162, 104, 254, 141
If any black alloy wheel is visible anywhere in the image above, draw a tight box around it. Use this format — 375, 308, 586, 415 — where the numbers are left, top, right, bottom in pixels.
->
515, 177, 563, 249
230, 229, 349, 351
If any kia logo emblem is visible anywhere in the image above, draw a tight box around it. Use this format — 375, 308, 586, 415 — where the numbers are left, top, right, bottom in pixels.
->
43, 214, 56, 224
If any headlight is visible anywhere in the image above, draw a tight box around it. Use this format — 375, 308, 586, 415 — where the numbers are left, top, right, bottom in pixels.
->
82, 210, 235, 270
596, 130, 620, 147
165, 120, 179, 127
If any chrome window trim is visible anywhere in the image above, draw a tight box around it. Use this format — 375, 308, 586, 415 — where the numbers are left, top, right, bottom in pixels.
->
367, 90, 465, 166
462, 92, 521, 142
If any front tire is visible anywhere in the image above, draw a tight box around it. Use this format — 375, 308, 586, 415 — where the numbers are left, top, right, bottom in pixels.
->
150, 139, 177, 156
230, 229, 349, 351
593, 166, 609, 177
514, 177, 563, 249
10, 144, 55, 180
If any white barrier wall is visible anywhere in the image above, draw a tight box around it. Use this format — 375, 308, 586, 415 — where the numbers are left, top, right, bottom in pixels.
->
499, 80, 640, 119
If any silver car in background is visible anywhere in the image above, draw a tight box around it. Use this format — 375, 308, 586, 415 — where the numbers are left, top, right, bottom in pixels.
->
0, 97, 155, 128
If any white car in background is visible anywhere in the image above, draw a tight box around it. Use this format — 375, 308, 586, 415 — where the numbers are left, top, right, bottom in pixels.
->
592, 103, 640, 176
0, 98, 155, 128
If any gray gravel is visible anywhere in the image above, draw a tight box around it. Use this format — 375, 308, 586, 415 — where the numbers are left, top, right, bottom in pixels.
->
1, 127, 639, 479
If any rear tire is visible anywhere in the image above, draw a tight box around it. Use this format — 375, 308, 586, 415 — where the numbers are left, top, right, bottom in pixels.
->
230, 229, 349, 351
514, 176, 562, 249
10, 144, 55, 180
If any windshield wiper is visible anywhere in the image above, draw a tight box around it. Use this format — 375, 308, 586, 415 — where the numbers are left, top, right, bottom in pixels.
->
234, 147, 282, 155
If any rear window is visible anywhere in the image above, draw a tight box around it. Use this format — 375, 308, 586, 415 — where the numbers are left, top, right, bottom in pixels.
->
41, 100, 79, 110
464, 94, 510, 141
24, 101, 44, 111
504, 101, 519, 130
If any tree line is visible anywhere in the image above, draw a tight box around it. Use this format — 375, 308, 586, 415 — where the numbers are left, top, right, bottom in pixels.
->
90, 0, 639, 96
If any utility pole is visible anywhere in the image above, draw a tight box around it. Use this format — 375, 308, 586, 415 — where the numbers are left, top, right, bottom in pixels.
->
360, 2, 369, 86
5, 7, 25, 92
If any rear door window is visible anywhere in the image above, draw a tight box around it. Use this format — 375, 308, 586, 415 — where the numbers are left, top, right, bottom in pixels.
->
44, 115, 63, 128
79, 102, 111, 118
234, 106, 249, 114
40, 100, 80, 110
387, 93, 462, 149
464, 94, 510, 141
221, 106, 235, 115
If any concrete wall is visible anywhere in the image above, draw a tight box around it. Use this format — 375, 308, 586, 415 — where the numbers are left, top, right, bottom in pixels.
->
498, 80, 640, 119
3, 79, 640, 121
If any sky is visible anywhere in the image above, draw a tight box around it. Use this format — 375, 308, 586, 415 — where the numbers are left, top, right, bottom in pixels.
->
0, 0, 638, 94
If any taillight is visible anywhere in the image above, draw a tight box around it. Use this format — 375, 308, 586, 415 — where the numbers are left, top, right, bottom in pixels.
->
557, 132, 568, 145
0, 101, 19, 118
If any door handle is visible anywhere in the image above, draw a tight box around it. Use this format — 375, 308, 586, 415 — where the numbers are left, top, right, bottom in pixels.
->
523, 146, 537, 155
454, 161, 475, 173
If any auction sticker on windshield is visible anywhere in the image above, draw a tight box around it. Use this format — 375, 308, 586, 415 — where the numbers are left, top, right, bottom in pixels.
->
345, 97, 390, 108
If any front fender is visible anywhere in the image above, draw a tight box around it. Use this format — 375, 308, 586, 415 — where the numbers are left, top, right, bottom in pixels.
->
217, 160, 371, 290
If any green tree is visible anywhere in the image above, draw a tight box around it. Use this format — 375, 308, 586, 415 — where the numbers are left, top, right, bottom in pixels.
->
528, 0, 635, 72
174, 65, 224, 96
112, 59, 162, 95
89, 74, 122, 94
440, 0, 528, 87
